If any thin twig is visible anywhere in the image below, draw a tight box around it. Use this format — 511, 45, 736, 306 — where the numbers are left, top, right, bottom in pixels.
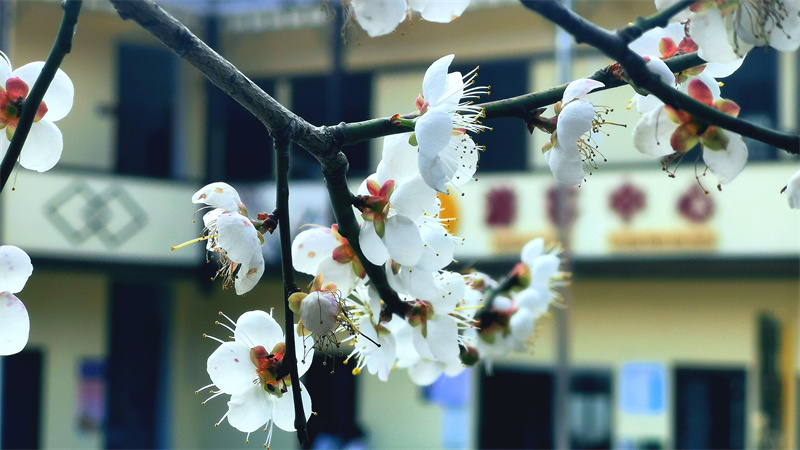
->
273, 123, 308, 445
0, 0, 82, 193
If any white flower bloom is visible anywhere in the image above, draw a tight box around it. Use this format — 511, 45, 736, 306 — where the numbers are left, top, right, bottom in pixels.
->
343, 285, 397, 381
785, 169, 800, 209
292, 225, 364, 296
0, 51, 74, 172
544, 78, 605, 185
190, 182, 264, 295
203, 311, 313, 447
668, 0, 800, 63
414, 55, 486, 193
632, 75, 748, 185
0, 245, 33, 356
355, 160, 437, 266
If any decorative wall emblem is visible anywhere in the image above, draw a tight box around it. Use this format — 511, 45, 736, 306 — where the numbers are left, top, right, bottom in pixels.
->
610, 182, 646, 223
44, 181, 148, 248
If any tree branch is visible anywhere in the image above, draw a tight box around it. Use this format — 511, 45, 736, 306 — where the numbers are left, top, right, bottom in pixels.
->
109, 0, 412, 319
273, 124, 308, 445
0, 0, 82, 193
520, 0, 800, 154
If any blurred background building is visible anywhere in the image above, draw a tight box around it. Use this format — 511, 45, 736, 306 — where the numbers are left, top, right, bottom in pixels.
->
0, 0, 798, 448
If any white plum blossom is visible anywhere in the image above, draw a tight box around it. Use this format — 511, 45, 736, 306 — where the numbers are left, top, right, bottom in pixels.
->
628, 22, 744, 80
632, 75, 748, 186
203, 310, 313, 447
351, 0, 471, 37
0, 245, 33, 356
188, 182, 264, 295
292, 225, 364, 296
513, 238, 563, 318
785, 169, 800, 209
343, 285, 397, 381
414, 54, 486, 193
543, 78, 605, 185
355, 151, 438, 267
0, 50, 74, 172
686, 0, 800, 63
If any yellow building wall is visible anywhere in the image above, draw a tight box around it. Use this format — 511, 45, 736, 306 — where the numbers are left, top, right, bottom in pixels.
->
9, 2, 207, 179
15, 270, 108, 449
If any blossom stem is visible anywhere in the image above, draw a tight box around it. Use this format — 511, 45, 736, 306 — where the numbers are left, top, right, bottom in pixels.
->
0, 0, 82, 193
273, 122, 308, 446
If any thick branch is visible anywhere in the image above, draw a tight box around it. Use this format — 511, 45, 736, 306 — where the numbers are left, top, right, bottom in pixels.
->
110, 0, 411, 318
520, 0, 800, 154
0, 0, 82, 193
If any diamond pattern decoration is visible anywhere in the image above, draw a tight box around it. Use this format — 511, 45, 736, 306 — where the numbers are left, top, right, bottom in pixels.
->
45, 181, 148, 248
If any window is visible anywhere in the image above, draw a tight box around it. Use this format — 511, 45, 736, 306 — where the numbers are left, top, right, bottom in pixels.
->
452, 59, 530, 173
721, 48, 779, 160
116, 44, 177, 177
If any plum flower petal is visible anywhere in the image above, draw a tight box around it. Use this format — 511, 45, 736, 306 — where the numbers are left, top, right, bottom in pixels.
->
234, 310, 284, 348
561, 79, 604, 105
0, 245, 33, 294
632, 107, 676, 157
359, 222, 391, 266
12, 62, 74, 122
702, 132, 748, 185
192, 182, 243, 212
226, 386, 273, 432
786, 169, 800, 209
351, 0, 407, 37
557, 99, 595, 144
422, 54, 456, 106
0, 292, 30, 356
690, 7, 742, 64
408, 0, 470, 23
215, 211, 261, 264
269, 382, 312, 431
383, 215, 424, 267
416, 108, 456, 193
206, 341, 256, 396
17, 121, 62, 172
545, 141, 585, 185
291, 227, 339, 275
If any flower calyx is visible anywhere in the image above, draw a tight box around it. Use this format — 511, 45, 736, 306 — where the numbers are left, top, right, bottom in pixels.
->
354, 179, 396, 238
406, 300, 434, 337
665, 78, 741, 152
255, 211, 279, 235
330, 224, 366, 279
250, 342, 289, 398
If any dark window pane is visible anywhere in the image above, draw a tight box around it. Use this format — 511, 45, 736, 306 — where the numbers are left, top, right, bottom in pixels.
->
291, 73, 372, 179
223, 79, 275, 181
721, 48, 778, 160
106, 283, 171, 449
1, 349, 43, 449
674, 367, 746, 449
117, 44, 176, 177
452, 59, 529, 172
